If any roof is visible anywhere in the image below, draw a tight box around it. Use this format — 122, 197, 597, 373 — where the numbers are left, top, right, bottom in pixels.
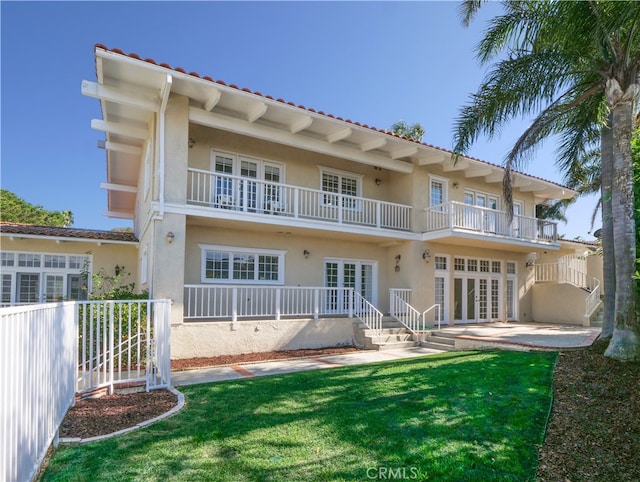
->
0, 222, 138, 243
88, 44, 577, 217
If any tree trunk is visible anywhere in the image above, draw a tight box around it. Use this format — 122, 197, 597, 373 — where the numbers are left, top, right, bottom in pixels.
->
604, 79, 640, 361
600, 117, 615, 338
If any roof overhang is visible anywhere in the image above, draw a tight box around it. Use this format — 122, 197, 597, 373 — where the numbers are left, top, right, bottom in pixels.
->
84, 46, 576, 216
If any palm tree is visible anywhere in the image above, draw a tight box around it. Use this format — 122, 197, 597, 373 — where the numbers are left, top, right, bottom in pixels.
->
453, 1, 639, 360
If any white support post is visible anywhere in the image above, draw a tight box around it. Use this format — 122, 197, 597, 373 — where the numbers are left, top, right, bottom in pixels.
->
276, 288, 281, 321
313, 289, 319, 319
108, 302, 114, 395
232, 288, 238, 322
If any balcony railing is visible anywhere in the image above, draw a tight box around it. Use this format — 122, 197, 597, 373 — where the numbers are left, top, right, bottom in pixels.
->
424, 201, 557, 244
187, 168, 412, 231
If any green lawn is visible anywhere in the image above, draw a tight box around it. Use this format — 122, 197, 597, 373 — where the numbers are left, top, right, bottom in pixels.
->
42, 350, 556, 481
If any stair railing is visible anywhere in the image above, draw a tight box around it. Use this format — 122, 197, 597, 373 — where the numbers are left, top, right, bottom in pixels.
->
389, 290, 423, 340
423, 304, 441, 330
352, 291, 383, 336
584, 277, 602, 318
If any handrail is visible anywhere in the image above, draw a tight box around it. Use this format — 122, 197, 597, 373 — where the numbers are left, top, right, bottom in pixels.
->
389, 290, 423, 340
353, 291, 383, 336
584, 277, 602, 318
423, 304, 441, 330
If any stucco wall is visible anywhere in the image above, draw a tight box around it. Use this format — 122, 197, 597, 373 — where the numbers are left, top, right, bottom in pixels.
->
171, 318, 356, 358
531, 283, 589, 325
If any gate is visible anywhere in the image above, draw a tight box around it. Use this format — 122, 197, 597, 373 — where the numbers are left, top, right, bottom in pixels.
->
77, 299, 171, 393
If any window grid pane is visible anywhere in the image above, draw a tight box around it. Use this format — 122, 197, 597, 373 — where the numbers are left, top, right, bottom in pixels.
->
2, 274, 12, 304
45, 275, 64, 301
507, 262, 516, 274
480, 260, 490, 272
1, 253, 15, 267
467, 259, 478, 272
454, 258, 465, 271
491, 261, 501, 273
45, 255, 67, 269
435, 256, 447, 270
205, 252, 229, 280
18, 253, 41, 267
258, 255, 278, 281
431, 180, 443, 206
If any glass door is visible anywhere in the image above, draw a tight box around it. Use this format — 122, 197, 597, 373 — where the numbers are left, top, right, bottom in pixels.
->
324, 259, 376, 313
240, 158, 258, 212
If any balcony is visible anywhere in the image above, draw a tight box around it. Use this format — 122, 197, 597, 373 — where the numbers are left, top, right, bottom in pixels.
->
186, 168, 412, 233
423, 201, 558, 249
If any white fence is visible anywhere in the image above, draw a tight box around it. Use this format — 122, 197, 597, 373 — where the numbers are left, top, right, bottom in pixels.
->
77, 300, 172, 394
425, 201, 558, 244
1, 302, 77, 482
187, 168, 412, 231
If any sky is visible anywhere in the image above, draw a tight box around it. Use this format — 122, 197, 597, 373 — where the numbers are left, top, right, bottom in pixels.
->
1, 1, 599, 240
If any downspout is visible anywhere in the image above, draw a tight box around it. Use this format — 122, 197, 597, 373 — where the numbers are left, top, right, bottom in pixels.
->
156, 73, 173, 220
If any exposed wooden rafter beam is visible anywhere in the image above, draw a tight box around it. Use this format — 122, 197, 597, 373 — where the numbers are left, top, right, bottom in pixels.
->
98, 140, 142, 155
81, 80, 158, 112
190, 107, 413, 173
247, 102, 268, 123
465, 167, 493, 178
326, 127, 352, 143
289, 115, 313, 134
442, 160, 470, 172
100, 182, 137, 193
102, 210, 134, 219
418, 153, 449, 166
91, 119, 148, 140
484, 172, 504, 183
391, 146, 418, 160
204, 89, 222, 111
361, 137, 387, 152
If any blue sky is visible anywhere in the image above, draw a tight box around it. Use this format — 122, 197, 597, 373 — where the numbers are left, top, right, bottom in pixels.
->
1, 1, 598, 239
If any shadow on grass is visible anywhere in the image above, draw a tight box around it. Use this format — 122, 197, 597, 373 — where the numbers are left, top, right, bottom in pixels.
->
42, 350, 556, 481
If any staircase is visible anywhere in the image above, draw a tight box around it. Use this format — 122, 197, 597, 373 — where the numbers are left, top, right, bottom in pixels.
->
353, 317, 418, 350
421, 330, 456, 351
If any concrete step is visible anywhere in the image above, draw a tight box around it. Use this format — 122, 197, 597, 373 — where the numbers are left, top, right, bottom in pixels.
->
369, 333, 413, 344
426, 335, 455, 346
428, 330, 458, 340
362, 327, 409, 337
375, 340, 418, 351
420, 340, 455, 351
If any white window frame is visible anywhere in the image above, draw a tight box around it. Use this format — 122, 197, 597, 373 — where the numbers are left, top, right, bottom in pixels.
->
199, 244, 286, 285
140, 244, 148, 285
318, 166, 363, 210
429, 175, 449, 209
323, 257, 378, 305
2, 251, 92, 304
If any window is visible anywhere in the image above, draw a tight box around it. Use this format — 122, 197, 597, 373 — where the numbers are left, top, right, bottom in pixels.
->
430, 176, 447, 207
2, 251, 92, 305
18, 253, 41, 267
320, 168, 361, 209
200, 245, 285, 284
454, 258, 466, 271
491, 261, 501, 273
467, 259, 478, 272
1, 253, 15, 267
506, 262, 517, 275
435, 256, 448, 270
45, 255, 66, 269
480, 260, 490, 272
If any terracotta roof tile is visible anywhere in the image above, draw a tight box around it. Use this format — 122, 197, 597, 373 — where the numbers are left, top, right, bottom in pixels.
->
94, 44, 574, 193
0, 222, 138, 243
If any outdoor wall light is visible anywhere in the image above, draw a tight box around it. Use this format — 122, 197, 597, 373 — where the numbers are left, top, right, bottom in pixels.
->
375, 178, 382, 186
394, 254, 401, 272
526, 252, 537, 268
452, 181, 460, 189
166, 232, 175, 244
115, 265, 124, 276
303, 249, 310, 259
422, 249, 431, 260
188, 138, 195, 148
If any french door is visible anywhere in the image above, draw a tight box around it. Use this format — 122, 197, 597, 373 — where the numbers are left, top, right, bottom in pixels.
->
324, 259, 376, 313
453, 275, 501, 323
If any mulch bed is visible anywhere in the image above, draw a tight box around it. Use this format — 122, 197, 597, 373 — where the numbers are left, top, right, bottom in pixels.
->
59, 340, 640, 481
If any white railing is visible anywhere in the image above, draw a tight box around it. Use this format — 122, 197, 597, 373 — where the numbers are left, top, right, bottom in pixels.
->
425, 201, 558, 244
187, 168, 412, 231
1, 302, 77, 482
584, 277, 602, 318
353, 291, 383, 335
535, 254, 588, 288
184, 285, 358, 321
184, 285, 383, 334
77, 300, 171, 394
389, 289, 441, 339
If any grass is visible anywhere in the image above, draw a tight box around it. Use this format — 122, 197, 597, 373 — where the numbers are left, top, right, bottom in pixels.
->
42, 350, 556, 481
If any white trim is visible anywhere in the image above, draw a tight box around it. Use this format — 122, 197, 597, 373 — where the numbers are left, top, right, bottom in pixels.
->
323, 257, 378, 305
0, 232, 137, 246
429, 175, 449, 207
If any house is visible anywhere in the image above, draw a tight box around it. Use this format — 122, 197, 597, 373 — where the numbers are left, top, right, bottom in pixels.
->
2, 44, 603, 358
0, 223, 138, 305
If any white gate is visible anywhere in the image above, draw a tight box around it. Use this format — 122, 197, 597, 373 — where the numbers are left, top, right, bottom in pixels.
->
77, 299, 171, 393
